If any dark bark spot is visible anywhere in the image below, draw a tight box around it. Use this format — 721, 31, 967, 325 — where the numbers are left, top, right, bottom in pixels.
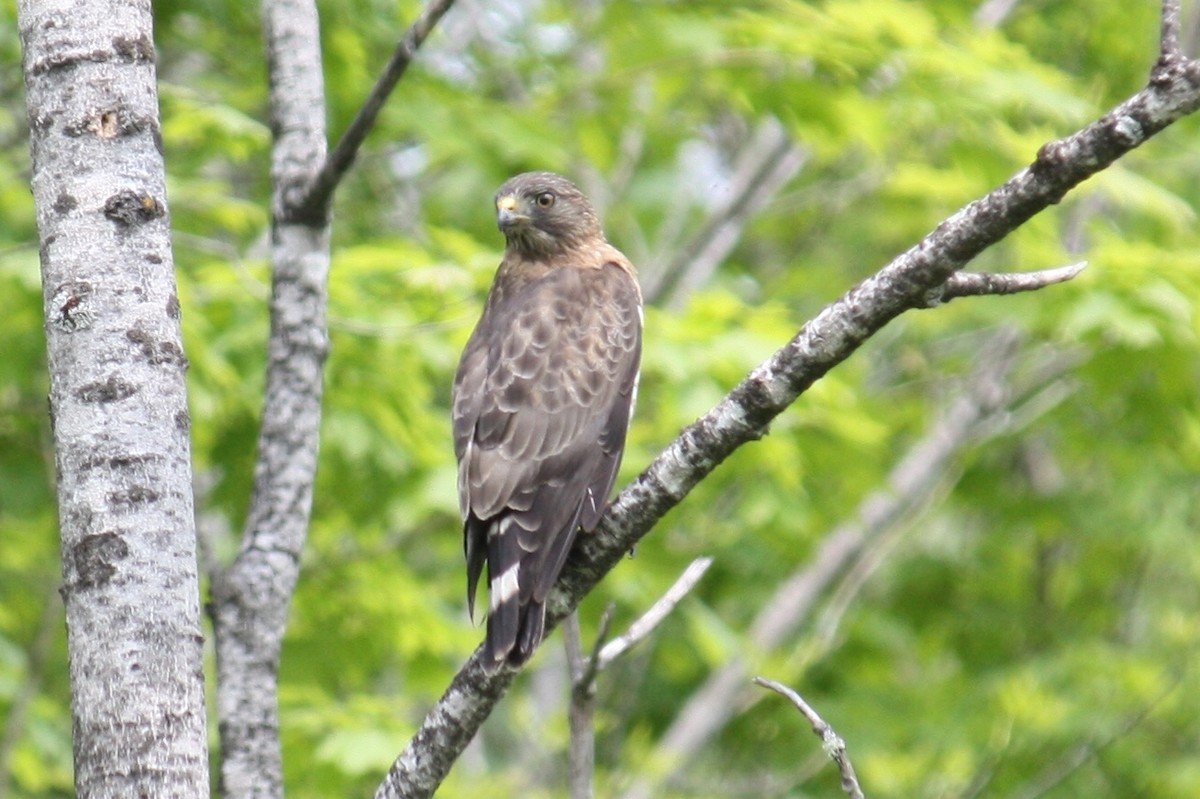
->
104, 190, 165, 226
126, 326, 152, 353
64, 108, 153, 139
53, 193, 78, 213
159, 341, 186, 368
165, 294, 180, 319
76, 376, 137, 403
55, 295, 87, 331
175, 410, 191, 432
81, 452, 161, 472
29, 110, 53, 133
72, 531, 129, 589
126, 327, 187, 366
108, 485, 160, 508
112, 34, 155, 63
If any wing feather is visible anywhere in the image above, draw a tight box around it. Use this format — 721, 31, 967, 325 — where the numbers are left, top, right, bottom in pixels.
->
452, 252, 642, 669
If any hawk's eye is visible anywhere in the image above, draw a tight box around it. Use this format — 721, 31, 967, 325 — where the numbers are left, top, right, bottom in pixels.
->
535, 192, 555, 208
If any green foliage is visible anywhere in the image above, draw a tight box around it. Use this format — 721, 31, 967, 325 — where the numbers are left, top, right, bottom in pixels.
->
3, 0, 1199, 796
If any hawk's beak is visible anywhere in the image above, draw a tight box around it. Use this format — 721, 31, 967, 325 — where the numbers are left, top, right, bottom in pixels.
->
496, 194, 527, 230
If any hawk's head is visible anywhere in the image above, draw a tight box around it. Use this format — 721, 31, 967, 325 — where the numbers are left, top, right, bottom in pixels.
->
494, 172, 603, 257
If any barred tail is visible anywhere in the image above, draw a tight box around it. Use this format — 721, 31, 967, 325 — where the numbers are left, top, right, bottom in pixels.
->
483, 517, 521, 671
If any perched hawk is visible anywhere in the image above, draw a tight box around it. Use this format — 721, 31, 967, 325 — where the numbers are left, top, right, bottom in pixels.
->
452, 172, 643, 673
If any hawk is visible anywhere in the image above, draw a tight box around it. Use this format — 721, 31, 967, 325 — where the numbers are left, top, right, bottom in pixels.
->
452, 172, 643, 673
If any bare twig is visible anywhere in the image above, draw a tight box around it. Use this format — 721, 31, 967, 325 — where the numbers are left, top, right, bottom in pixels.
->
574, 605, 616, 698
1163, 0, 1183, 57
644, 117, 807, 306
754, 677, 866, 799
565, 558, 711, 799
563, 613, 599, 799
928, 262, 1087, 304
598, 557, 714, 669
294, 0, 457, 221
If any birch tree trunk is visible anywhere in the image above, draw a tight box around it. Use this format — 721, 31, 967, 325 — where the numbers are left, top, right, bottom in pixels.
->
17, 0, 209, 797
208, 0, 330, 796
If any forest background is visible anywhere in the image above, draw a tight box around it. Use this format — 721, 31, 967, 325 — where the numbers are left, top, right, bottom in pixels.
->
2, 0, 1200, 797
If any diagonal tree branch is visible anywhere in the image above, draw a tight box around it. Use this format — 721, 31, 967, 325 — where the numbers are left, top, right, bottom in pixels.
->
597, 556, 714, 670
565, 558, 712, 799
376, 8, 1200, 797
292, 0, 458, 223
645, 116, 808, 308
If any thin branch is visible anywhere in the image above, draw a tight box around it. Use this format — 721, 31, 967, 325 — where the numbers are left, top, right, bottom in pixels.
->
1163, 0, 1183, 57
294, 0, 457, 221
753, 677, 866, 799
643, 117, 807, 306
375, 9, 1200, 795
563, 613, 598, 799
598, 556, 713, 670
575, 605, 616, 697
566, 557, 710, 799
928, 262, 1087, 304
211, 1, 329, 796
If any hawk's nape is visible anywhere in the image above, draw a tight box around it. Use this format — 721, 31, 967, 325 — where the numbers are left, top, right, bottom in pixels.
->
452, 172, 643, 674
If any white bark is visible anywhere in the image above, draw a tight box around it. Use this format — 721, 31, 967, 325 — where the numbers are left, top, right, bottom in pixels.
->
209, 1, 330, 797
17, 0, 209, 796
207, 2, 457, 795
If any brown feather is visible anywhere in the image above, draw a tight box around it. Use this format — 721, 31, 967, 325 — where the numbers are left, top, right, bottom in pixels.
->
452, 172, 642, 672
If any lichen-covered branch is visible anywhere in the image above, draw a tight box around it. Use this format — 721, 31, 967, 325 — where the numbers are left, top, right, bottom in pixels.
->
377, 7, 1200, 794
208, 1, 329, 796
